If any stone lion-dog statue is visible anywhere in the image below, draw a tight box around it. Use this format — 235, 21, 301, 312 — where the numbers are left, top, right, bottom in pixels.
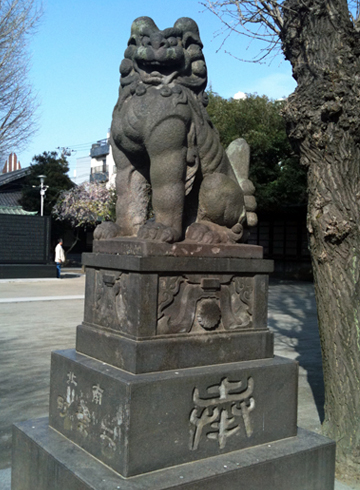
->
94, 16, 257, 244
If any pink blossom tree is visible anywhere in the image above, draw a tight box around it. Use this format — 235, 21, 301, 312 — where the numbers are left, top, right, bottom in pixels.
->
52, 181, 116, 253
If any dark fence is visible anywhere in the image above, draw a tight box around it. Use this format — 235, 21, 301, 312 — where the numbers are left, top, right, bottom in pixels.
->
248, 208, 312, 279
0, 215, 51, 264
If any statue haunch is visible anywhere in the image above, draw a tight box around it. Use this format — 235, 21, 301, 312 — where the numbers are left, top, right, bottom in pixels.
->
94, 17, 257, 244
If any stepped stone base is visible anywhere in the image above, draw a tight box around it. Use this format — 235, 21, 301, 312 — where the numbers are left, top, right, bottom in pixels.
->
80, 248, 273, 373
76, 323, 274, 373
48, 350, 298, 477
11, 243, 335, 489
12, 418, 335, 490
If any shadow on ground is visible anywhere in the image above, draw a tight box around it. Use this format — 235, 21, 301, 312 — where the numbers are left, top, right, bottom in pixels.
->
268, 279, 325, 424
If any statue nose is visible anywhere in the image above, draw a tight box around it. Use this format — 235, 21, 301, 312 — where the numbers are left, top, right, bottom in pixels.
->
151, 33, 169, 50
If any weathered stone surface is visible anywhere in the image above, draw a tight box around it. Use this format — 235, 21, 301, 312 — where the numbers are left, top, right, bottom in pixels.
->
82, 251, 274, 273
94, 18, 258, 245
81, 249, 272, 337
12, 418, 335, 490
82, 268, 270, 337
93, 238, 263, 258
49, 349, 297, 477
79, 249, 273, 370
226, 139, 251, 183
76, 324, 274, 373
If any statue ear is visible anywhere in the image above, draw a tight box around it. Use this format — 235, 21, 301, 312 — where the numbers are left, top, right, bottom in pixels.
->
174, 17, 200, 37
174, 18, 203, 49
182, 32, 203, 50
130, 16, 159, 39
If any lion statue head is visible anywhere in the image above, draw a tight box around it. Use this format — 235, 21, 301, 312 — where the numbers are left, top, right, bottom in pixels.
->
118, 17, 208, 99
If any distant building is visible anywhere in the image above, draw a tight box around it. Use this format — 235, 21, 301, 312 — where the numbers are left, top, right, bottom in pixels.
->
2, 153, 21, 174
90, 134, 116, 184
73, 134, 116, 186
73, 155, 91, 185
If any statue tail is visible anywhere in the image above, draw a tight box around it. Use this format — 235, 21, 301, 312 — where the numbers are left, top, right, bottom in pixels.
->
226, 138, 258, 228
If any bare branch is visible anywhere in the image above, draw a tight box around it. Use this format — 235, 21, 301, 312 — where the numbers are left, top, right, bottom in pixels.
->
0, 0, 42, 163
348, 0, 360, 28
202, 0, 285, 62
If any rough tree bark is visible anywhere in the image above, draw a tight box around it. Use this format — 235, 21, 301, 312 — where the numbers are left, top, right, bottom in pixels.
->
281, 0, 360, 472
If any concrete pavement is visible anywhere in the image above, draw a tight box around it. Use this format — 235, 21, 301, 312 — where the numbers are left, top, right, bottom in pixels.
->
268, 280, 360, 489
0, 273, 357, 489
0, 271, 84, 483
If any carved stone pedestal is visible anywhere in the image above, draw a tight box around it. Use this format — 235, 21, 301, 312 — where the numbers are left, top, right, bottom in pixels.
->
12, 240, 335, 490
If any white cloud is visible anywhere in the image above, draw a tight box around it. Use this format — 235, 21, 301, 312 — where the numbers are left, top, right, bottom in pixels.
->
244, 72, 296, 100
230, 73, 296, 102
233, 91, 247, 100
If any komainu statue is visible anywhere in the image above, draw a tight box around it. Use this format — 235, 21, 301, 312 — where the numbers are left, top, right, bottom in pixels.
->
95, 16, 257, 244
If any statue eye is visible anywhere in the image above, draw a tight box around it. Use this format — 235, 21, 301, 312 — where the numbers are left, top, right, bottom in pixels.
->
128, 37, 137, 46
142, 36, 151, 46
167, 37, 178, 47
183, 33, 202, 50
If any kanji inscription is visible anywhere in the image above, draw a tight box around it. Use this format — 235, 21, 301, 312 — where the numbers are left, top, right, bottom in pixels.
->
190, 377, 255, 450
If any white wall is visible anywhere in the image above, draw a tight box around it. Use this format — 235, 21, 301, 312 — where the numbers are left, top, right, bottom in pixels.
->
73, 155, 91, 185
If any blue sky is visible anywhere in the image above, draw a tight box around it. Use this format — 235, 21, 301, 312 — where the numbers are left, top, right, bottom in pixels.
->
17, 0, 296, 176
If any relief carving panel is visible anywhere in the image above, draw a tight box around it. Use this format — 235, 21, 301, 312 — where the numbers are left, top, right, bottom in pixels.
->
93, 270, 132, 331
157, 274, 254, 335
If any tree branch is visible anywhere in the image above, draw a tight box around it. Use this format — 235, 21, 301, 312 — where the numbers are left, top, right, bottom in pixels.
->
0, 0, 42, 163
202, 0, 285, 61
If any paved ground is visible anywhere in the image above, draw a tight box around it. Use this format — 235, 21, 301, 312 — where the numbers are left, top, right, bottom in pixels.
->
0, 271, 84, 487
0, 273, 358, 489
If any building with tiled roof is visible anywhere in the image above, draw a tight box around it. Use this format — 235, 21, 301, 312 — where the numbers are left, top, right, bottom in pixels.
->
0, 156, 55, 278
0, 164, 35, 215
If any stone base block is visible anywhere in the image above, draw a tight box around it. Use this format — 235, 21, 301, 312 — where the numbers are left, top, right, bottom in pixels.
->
76, 323, 274, 373
80, 249, 274, 371
92, 237, 265, 258
12, 418, 336, 490
49, 349, 297, 477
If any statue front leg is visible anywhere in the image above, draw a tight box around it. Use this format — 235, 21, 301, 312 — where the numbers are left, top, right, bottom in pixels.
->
94, 149, 149, 240
138, 118, 188, 243
115, 164, 149, 237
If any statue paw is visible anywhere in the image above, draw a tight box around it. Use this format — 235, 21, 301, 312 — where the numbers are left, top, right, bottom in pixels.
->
186, 223, 222, 244
137, 222, 179, 243
94, 222, 121, 240
186, 221, 244, 244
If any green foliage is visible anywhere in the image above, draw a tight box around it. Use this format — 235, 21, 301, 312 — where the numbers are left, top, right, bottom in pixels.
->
20, 151, 74, 215
206, 91, 307, 210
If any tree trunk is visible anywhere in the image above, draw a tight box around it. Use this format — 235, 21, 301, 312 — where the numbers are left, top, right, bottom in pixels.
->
65, 228, 81, 257
281, 0, 360, 472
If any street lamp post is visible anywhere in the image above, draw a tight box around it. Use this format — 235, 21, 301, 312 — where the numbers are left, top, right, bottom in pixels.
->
37, 175, 48, 217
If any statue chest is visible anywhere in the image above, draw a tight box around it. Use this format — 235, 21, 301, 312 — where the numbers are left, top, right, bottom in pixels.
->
118, 87, 192, 142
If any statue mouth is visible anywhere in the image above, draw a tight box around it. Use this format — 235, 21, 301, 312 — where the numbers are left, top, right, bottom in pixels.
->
136, 60, 180, 80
